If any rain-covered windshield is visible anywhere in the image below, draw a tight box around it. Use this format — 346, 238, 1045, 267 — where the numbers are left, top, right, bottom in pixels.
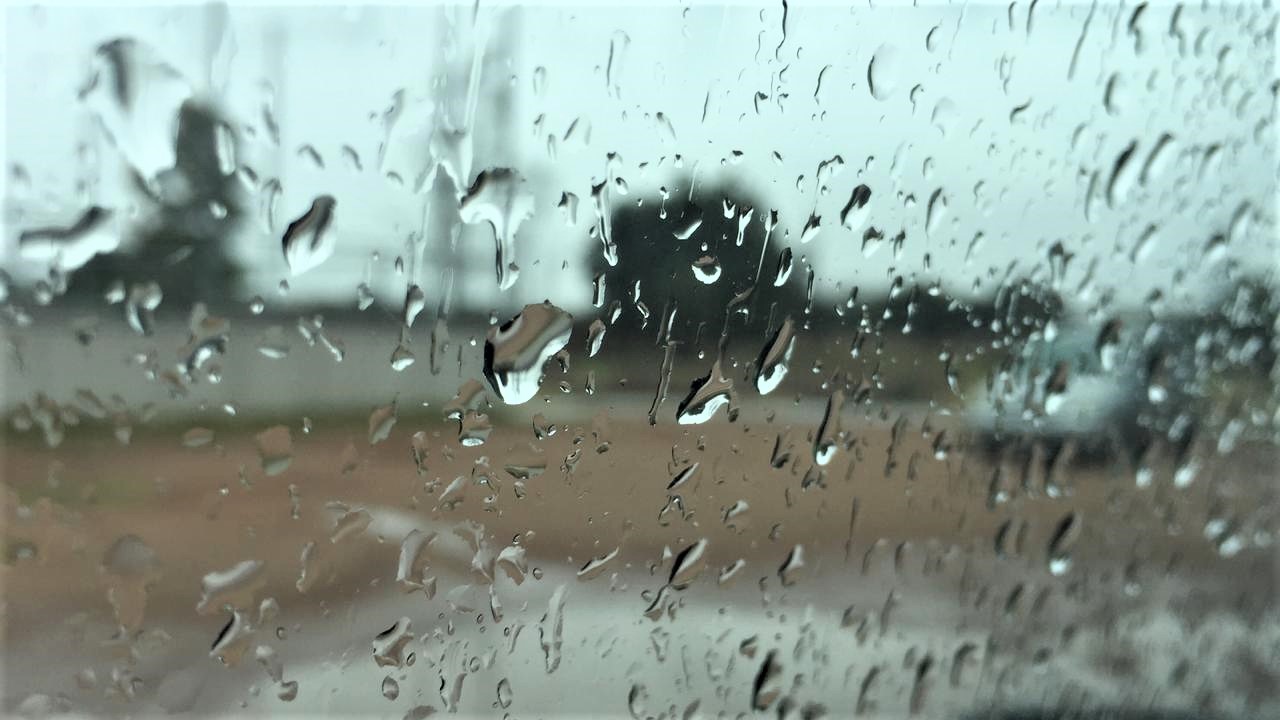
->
3, 3, 1278, 718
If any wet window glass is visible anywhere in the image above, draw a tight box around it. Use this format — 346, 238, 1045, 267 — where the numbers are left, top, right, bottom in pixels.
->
3, 3, 1278, 718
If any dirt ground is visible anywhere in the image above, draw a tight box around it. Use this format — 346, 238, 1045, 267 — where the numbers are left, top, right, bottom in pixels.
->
0, 392, 1274, 717
2, 408, 1276, 714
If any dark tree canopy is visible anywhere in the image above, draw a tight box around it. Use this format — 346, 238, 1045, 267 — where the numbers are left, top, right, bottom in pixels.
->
600, 175, 804, 347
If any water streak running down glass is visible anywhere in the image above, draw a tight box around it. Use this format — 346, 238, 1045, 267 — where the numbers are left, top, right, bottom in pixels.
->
2, 2, 1278, 718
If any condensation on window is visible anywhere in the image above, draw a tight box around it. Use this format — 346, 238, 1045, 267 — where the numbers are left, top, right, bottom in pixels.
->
2, 3, 1278, 718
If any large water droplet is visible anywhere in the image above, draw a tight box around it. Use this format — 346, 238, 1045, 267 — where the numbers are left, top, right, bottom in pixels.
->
840, 184, 872, 230
282, 196, 337, 275
867, 44, 902, 100
668, 538, 709, 589
1106, 141, 1138, 209
390, 344, 415, 371
676, 361, 734, 424
577, 547, 620, 581
672, 212, 703, 241
756, 317, 796, 395
497, 544, 529, 585
1139, 133, 1175, 184
539, 585, 567, 673
691, 256, 722, 284
925, 188, 947, 237
814, 388, 845, 465
773, 247, 793, 286
381, 675, 400, 701
403, 285, 426, 327
210, 610, 255, 666
124, 282, 163, 336
496, 678, 513, 709
723, 500, 750, 531
591, 272, 607, 307
751, 650, 783, 711
445, 379, 492, 446
667, 462, 701, 493
372, 617, 414, 668
778, 544, 805, 586
197, 560, 266, 615
587, 318, 607, 357
459, 168, 535, 291
799, 213, 822, 244
484, 302, 574, 405
368, 402, 396, 444
397, 529, 436, 594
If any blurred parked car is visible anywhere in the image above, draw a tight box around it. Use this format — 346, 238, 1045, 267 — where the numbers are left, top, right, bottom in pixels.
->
963, 322, 1148, 466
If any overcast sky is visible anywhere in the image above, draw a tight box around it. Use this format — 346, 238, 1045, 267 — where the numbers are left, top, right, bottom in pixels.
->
3, 2, 1275, 317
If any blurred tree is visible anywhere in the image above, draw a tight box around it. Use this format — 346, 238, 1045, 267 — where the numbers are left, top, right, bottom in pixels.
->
828, 276, 1064, 342
599, 175, 804, 350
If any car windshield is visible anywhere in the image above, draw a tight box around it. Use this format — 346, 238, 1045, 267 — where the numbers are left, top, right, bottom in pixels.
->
3, 3, 1278, 719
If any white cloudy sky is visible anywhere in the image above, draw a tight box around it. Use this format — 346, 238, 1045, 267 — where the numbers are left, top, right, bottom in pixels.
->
3, 1, 1275, 315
